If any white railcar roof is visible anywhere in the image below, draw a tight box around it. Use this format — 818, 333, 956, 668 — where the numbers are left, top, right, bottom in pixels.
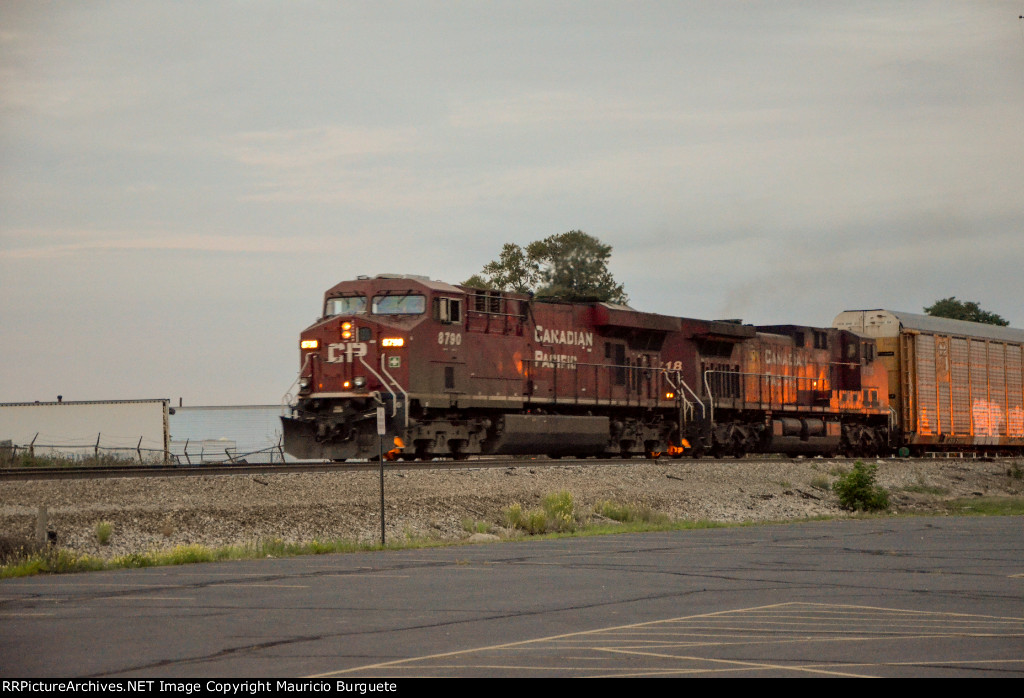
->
834, 309, 1024, 344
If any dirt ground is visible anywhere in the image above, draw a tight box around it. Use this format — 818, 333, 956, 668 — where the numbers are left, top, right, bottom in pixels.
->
1, 457, 1021, 560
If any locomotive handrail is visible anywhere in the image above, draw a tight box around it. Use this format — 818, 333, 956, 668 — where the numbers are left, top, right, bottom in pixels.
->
380, 354, 410, 428
358, 354, 397, 417
703, 370, 716, 425
660, 369, 703, 422
281, 352, 313, 412
674, 372, 705, 419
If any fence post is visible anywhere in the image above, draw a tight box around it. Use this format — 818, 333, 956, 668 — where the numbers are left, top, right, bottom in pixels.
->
95, 433, 101, 460
30, 433, 38, 459
137, 436, 143, 463
35, 506, 48, 545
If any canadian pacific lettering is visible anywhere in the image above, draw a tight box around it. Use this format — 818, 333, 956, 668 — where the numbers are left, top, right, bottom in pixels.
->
533, 350, 578, 369
533, 325, 593, 348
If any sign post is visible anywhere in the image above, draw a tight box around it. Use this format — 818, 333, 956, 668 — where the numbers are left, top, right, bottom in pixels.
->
376, 406, 386, 546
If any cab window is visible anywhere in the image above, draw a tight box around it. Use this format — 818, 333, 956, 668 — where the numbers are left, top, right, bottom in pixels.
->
435, 297, 462, 324
372, 294, 426, 315
325, 296, 367, 317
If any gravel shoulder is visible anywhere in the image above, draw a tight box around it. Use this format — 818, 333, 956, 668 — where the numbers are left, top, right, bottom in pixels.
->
2, 458, 1022, 560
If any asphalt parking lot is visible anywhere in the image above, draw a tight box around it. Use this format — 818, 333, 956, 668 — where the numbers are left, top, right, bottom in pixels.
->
2, 516, 1022, 677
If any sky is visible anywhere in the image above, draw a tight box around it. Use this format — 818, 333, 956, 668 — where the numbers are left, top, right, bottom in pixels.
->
2, 1, 1023, 405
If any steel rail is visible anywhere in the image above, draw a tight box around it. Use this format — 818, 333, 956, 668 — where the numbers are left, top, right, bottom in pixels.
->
1, 452, 1013, 481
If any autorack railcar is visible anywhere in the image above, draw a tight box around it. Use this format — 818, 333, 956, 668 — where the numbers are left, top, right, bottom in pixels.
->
834, 309, 1024, 455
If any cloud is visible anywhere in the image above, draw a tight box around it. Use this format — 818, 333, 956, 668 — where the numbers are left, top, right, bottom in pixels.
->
227, 126, 423, 169
0, 230, 326, 260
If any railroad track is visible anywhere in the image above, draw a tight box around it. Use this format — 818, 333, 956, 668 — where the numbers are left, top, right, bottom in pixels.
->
0, 456, 647, 481
0, 452, 1007, 481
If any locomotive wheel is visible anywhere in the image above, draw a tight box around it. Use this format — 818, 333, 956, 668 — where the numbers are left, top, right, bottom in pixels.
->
449, 440, 470, 461
645, 450, 662, 460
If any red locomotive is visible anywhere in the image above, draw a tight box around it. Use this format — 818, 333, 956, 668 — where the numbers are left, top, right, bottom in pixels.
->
282, 274, 892, 460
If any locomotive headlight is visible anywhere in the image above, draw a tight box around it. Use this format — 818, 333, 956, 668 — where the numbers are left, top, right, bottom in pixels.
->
381, 337, 404, 347
342, 380, 352, 389
299, 378, 310, 389
353, 376, 366, 387
300, 339, 318, 350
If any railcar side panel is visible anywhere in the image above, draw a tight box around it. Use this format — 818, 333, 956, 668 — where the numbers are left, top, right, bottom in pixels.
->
834, 309, 1024, 451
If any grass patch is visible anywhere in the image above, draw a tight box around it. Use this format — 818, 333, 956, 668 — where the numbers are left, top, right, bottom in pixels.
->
942, 497, 1024, 516
595, 500, 669, 525
461, 518, 490, 535
0, 537, 387, 579
810, 475, 832, 491
503, 490, 581, 534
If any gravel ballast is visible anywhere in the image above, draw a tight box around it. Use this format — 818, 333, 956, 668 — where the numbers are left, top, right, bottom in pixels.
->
2, 458, 1021, 560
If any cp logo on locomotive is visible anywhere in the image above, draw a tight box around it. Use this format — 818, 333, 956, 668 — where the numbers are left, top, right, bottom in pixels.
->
326, 342, 368, 363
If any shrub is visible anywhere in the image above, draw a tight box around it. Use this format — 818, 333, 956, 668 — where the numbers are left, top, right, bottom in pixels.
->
541, 491, 576, 532
95, 521, 113, 546
832, 461, 889, 511
503, 502, 525, 530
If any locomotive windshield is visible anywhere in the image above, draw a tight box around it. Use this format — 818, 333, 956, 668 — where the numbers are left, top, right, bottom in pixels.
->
325, 296, 367, 317
372, 294, 426, 315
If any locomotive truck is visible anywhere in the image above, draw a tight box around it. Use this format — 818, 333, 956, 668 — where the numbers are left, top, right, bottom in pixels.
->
281, 274, 893, 461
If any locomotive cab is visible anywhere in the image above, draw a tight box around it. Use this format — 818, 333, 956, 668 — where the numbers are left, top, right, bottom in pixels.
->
284, 274, 468, 460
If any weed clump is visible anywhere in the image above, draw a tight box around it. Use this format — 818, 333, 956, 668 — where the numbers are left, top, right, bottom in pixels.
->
810, 475, 832, 491
94, 521, 113, 546
595, 500, 668, 525
832, 461, 889, 511
461, 518, 490, 535
503, 490, 579, 535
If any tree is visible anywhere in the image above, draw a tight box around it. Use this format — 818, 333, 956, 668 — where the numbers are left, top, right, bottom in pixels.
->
479, 242, 543, 294
924, 297, 1009, 326
465, 231, 628, 303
